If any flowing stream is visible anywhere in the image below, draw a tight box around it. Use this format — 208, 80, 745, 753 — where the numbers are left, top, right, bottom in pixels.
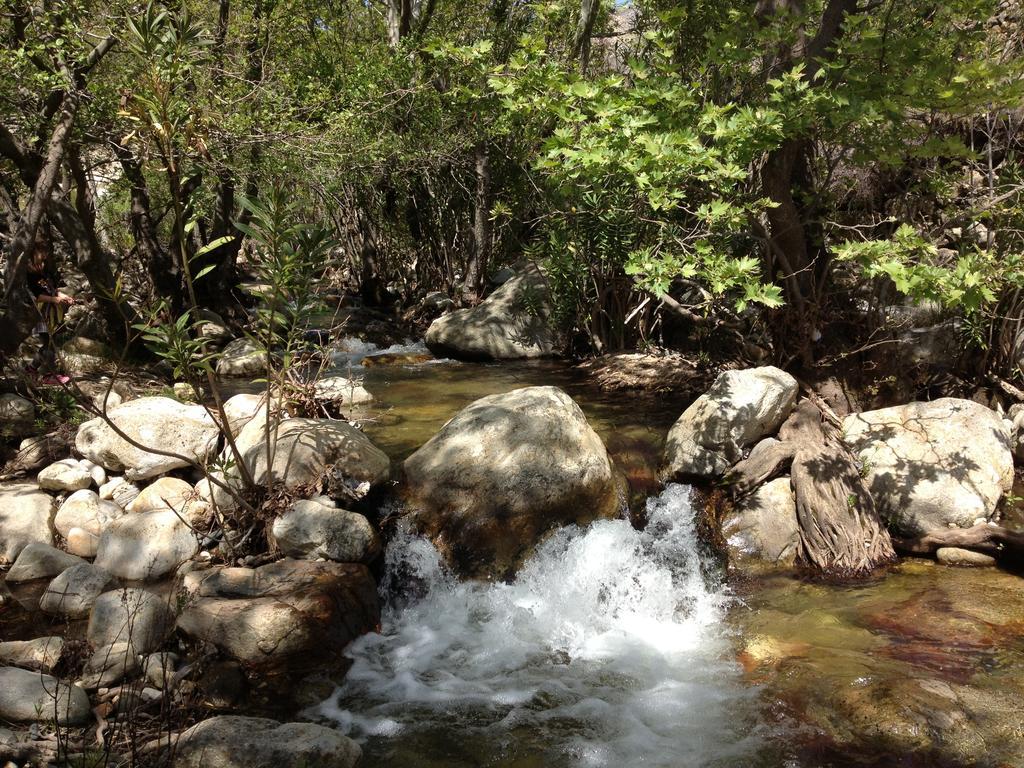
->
317, 484, 762, 767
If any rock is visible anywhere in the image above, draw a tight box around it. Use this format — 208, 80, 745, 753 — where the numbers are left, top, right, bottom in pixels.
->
723, 477, 800, 568
55, 489, 125, 556
0, 637, 64, 672
936, 547, 997, 567
403, 386, 621, 577
195, 660, 247, 708
173, 382, 201, 402
211, 417, 390, 513
270, 499, 380, 563
39, 564, 114, 618
842, 398, 1013, 536
216, 338, 266, 377
425, 263, 560, 360
98, 476, 141, 507
128, 477, 209, 526
0, 393, 35, 438
0, 483, 55, 563
195, 309, 233, 345
313, 376, 374, 406
176, 560, 378, 667
6, 543, 85, 583
143, 652, 179, 689
221, 393, 265, 437
37, 458, 93, 492
75, 397, 220, 481
164, 716, 361, 768
88, 588, 175, 654
6, 433, 67, 475
663, 366, 799, 479
95, 510, 199, 581
0, 666, 91, 725
59, 336, 113, 375
81, 642, 142, 689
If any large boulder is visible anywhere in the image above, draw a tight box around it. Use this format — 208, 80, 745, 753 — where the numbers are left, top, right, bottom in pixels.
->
841, 398, 1014, 536
0, 483, 55, 563
87, 588, 175, 654
403, 386, 621, 577
176, 560, 378, 667
75, 397, 220, 481
723, 477, 800, 569
424, 263, 560, 360
39, 564, 115, 618
55, 489, 125, 557
94, 510, 199, 581
663, 366, 798, 479
5, 543, 84, 583
163, 716, 361, 768
0, 667, 91, 725
211, 417, 390, 512
270, 499, 380, 563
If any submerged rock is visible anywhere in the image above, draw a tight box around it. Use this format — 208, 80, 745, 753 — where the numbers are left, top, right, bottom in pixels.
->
425, 263, 560, 360
75, 397, 220, 481
0, 483, 55, 563
162, 715, 360, 768
663, 366, 798, 479
841, 398, 1013, 536
403, 385, 621, 578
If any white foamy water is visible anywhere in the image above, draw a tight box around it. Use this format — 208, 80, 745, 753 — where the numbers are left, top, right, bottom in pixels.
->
316, 484, 761, 767
328, 338, 437, 370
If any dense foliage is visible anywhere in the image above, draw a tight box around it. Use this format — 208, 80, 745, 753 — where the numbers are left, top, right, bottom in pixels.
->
1, 0, 1022, 372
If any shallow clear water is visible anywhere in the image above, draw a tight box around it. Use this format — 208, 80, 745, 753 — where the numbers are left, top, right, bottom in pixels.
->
317, 484, 763, 768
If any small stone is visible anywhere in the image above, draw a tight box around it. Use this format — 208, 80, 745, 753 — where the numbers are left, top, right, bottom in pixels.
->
143, 652, 179, 690
37, 458, 92, 492
216, 338, 267, 377
98, 476, 141, 507
79, 459, 107, 487
81, 642, 142, 689
66, 528, 100, 558
55, 489, 124, 555
936, 547, 997, 567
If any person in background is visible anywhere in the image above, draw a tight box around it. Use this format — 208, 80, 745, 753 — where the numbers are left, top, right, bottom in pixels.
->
26, 234, 75, 382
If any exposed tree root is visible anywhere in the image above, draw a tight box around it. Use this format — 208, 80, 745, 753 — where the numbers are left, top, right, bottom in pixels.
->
893, 523, 1024, 565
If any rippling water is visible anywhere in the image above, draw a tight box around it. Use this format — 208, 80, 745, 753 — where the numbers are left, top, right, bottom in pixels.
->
316, 484, 763, 767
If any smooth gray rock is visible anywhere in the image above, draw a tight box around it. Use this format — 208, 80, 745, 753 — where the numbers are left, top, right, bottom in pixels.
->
87, 588, 175, 655
164, 715, 361, 768
39, 563, 115, 618
75, 396, 220, 481
0, 393, 34, 438
842, 398, 1014, 536
723, 477, 800, 568
0, 666, 91, 725
6, 543, 85, 583
0, 483, 55, 563
81, 642, 142, 689
425, 263, 560, 360
270, 500, 380, 563
94, 510, 199, 581
663, 366, 798, 479
143, 652, 180, 689
403, 386, 620, 577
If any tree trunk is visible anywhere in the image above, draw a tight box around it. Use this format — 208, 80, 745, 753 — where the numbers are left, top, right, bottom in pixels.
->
893, 524, 1024, 568
462, 145, 492, 304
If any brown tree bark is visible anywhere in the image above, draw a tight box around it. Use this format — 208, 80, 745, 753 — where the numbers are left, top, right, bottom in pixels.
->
462, 145, 492, 304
